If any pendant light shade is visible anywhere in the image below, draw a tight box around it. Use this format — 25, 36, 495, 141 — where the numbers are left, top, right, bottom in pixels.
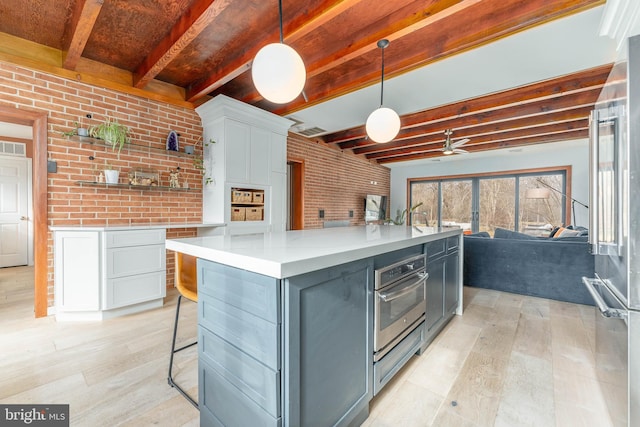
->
366, 107, 401, 143
366, 39, 400, 143
251, 0, 306, 104
252, 43, 306, 104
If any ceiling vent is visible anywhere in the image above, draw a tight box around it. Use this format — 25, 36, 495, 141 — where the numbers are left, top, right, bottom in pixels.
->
287, 117, 327, 138
296, 126, 326, 137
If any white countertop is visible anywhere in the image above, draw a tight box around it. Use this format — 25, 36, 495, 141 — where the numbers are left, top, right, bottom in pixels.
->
165, 225, 461, 278
50, 223, 225, 231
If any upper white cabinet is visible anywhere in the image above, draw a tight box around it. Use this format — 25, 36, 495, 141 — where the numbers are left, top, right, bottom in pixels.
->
196, 95, 293, 231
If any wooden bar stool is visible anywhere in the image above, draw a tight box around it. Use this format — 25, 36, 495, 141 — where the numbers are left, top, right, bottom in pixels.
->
168, 252, 198, 409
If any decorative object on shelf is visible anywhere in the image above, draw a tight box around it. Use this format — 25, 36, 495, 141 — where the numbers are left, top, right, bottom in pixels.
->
166, 130, 179, 152
251, 0, 306, 104
184, 145, 194, 155
169, 168, 181, 188
61, 114, 90, 138
366, 39, 400, 144
89, 117, 131, 153
104, 163, 119, 184
128, 168, 159, 186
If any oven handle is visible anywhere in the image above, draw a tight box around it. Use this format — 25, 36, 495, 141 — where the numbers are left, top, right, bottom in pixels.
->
379, 272, 428, 302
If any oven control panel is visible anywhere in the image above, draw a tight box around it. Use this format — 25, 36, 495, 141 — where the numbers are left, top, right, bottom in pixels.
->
375, 254, 426, 289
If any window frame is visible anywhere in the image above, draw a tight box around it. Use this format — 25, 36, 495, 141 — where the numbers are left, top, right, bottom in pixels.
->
407, 165, 572, 231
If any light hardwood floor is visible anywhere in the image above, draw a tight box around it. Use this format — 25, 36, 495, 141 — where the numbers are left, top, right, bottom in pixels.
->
1, 266, 613, 426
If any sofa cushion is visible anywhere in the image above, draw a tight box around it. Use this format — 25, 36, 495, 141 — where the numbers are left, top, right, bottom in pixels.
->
467, 231, 491, 238
493, 227, 538, 240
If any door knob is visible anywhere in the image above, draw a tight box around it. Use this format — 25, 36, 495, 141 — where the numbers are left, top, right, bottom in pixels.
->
20, 216, 28, 221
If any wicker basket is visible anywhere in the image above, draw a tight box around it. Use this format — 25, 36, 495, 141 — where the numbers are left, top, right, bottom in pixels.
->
231, 207, 246, 221
245, 207, 264, 221
231, 190, 252, 203
252, 191, 265, 203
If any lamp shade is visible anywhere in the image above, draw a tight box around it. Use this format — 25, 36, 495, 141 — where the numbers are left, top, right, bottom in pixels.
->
525, 188, 551, 199
366, 107, 401, 143
251, 42, 306, 104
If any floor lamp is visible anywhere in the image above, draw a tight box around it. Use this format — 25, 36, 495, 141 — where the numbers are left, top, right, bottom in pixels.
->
530, 180, 589, 226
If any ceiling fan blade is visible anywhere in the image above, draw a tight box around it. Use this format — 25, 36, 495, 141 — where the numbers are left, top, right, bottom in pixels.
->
453, 148, 468, 154
451, 138, 470, 148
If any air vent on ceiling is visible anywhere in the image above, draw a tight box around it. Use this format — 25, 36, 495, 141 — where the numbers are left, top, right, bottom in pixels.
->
296, 126, 326, 137
0, 141, 26, 157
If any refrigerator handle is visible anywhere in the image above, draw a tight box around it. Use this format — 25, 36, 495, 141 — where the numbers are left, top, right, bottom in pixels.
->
588, 110, 599, 255
582, 277, 627, 319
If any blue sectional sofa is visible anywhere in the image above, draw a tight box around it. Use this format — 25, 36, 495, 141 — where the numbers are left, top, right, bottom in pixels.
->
463, 228, 595, 305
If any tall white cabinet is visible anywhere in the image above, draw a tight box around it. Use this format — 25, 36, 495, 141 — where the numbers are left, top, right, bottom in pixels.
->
196, 95, 292, 235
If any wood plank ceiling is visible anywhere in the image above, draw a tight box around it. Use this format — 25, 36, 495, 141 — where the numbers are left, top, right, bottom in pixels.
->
0, 0, 612, 164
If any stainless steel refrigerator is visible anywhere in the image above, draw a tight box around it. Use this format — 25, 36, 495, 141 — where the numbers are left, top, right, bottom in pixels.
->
582, 34, 640, 427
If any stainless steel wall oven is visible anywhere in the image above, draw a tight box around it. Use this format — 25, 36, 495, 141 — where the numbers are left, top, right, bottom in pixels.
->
374, 253, 427, 362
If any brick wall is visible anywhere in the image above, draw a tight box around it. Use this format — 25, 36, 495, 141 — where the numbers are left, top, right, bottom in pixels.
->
287, 132, 390, 229
0, 62, 204, 305
0, 61, 391, 309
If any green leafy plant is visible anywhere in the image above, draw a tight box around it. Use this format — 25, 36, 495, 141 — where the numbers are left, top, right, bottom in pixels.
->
193, 137, 215, 185
387, 202, 423, 225
61, 121, 81, 138
89, 117, 130, 153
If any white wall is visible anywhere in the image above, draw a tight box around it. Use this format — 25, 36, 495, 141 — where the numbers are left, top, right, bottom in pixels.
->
387, 138, 590, 227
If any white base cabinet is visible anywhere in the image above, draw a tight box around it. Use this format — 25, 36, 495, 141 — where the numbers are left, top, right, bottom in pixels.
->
54, 228, 166, 320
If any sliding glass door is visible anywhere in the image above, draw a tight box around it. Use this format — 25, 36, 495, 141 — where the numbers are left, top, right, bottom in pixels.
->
409, 168, 567, 236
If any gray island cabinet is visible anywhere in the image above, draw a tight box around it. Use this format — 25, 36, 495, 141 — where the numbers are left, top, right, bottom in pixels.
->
165, 225, 462, 427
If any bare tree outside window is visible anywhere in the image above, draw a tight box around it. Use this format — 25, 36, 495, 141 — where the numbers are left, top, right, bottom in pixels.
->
479, 177, 515, 234
408, 169, 566, 235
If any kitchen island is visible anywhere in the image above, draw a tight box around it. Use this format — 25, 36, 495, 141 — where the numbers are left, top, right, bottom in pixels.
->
166, 225, 462, 427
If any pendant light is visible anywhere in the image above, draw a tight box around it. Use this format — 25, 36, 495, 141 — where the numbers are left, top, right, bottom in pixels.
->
366, 39, 400, 143
252, 0, 306, 104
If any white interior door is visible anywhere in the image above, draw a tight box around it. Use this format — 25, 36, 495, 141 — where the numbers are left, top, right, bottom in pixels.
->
0, 157, 29, 267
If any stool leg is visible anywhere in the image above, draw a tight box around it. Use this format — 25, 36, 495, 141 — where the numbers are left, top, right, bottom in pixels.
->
168, 295, 198, 409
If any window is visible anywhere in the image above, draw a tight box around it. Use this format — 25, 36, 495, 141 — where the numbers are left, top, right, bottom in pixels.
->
409, 167, 569, 236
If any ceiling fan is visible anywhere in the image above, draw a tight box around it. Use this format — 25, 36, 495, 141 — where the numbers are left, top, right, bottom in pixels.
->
441, 129, 470, 155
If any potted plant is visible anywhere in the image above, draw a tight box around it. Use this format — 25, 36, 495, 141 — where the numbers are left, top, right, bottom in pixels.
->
89, 117, 130, 153
386, 202, 423, 225
61, 119, 88, 138
103, 161, 119, 184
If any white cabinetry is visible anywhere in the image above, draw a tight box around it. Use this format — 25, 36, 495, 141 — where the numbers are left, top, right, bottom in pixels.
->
54, 228, 166, 320
196, 95, 292, 235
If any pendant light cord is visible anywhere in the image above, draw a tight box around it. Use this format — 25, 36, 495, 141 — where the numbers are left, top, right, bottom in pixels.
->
380, 45, 385, 107
278, 0, 284, 43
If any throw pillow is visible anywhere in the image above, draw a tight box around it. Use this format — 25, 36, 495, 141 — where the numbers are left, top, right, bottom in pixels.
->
548, 226, 560, 238
552, 227, 566, 237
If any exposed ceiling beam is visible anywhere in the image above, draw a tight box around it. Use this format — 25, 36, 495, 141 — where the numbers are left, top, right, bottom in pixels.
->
354, 109, 592, 155
133, 0, 233, 89
366, 120, 589, 160
238, 0, 481, 105
377, 129, 589, 163
328, 63, 613, 146
62, 0, 104, 70
273, 0, 605, 115
186, 0, 366, 102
